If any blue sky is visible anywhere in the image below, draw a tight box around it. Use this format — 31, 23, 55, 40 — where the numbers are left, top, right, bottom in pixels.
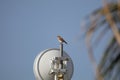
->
0, 0, 103, 80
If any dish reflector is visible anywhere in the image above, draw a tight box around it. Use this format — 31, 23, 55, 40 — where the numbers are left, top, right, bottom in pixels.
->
33, 48, 74, 80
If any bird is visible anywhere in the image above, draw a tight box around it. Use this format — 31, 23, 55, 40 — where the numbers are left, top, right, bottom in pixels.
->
57, 35, 67, 44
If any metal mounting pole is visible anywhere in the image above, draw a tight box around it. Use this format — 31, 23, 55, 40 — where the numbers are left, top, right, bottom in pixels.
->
60, 43, 64, 80
60, 43, 63, 69
54, 74, 58, 80
60, 43, 63, 57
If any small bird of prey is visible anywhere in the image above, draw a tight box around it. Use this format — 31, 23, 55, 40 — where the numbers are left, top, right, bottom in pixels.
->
57, 35, 67, 44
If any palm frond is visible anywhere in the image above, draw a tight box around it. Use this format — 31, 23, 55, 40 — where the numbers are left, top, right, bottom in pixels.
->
81, 1, 120, 80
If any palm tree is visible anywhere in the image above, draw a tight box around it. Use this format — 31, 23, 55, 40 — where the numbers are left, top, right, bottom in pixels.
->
82, 0, 120, 80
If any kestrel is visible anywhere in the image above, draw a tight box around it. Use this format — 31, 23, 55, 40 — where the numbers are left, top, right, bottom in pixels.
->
57, 35, 67, 44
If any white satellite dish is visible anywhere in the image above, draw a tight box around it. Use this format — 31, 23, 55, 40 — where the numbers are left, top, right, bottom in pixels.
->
33, 48, 74, 80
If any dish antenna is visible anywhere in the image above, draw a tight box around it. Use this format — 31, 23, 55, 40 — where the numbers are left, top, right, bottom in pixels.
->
33, 38, 74, 80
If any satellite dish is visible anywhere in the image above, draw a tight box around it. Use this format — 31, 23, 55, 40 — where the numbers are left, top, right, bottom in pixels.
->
33, 48, 74, 80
